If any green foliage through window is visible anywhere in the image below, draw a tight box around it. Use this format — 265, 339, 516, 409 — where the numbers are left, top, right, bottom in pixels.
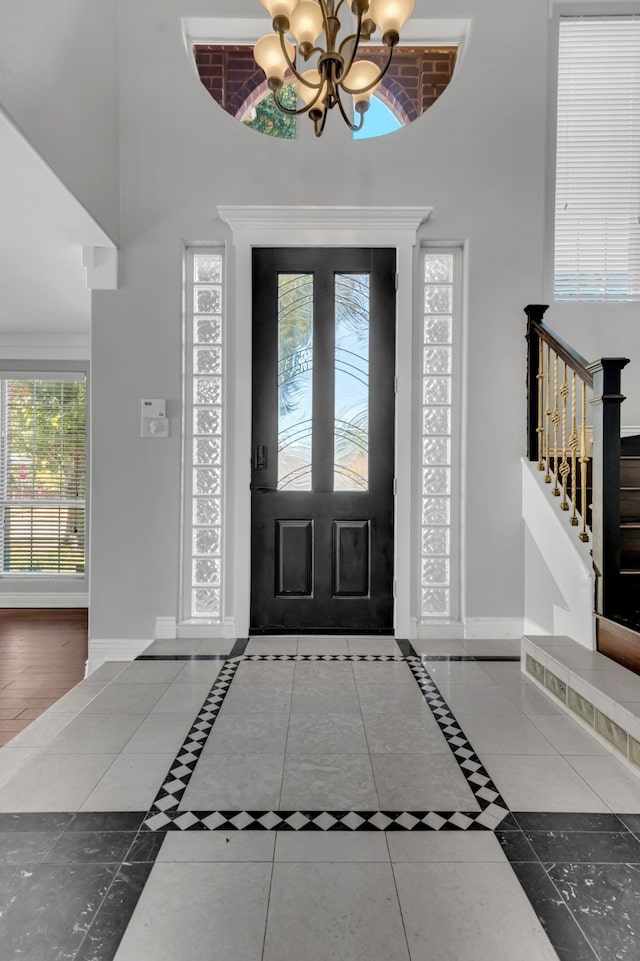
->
244, 84, 297, 139
0, 378, 87, 574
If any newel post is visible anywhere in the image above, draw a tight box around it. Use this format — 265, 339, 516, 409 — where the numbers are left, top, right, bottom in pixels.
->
524, 305, 549, 462
588, 357, 630, 616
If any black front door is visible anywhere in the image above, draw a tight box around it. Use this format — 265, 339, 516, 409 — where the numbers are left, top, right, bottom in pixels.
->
250, 247, 396, 633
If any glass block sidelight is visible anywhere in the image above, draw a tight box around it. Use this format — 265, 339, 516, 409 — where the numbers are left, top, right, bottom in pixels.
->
188, 250, 224, 622
421, 252, 455, 620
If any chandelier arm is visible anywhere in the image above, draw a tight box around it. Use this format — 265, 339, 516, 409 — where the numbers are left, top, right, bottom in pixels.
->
334, 84, 360, 132
314, 104, 330, 137
273, 84, 324, 116
339, 15, 364, 78
318, 1, 333, 42
340, 43, 394, 96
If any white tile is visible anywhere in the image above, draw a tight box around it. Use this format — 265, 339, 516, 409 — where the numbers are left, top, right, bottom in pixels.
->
347, 638, 401, 655
463, 639, 521, 656
425, 662, 497, 685
80, 753, 174, 811
48, 684, 103, 713
158, 831, 275, 862
412, 640, 467, 656
356, 682, 430, 715
280, 753, 378, 809
82, 683, 169, 714
387, 832, 506, 862
221, 685, 292, 715
394, 862, 559, 961
285, 714, 368, 754
500, 682, 566, 716
572, 668, 640, 702
0, 747, 38, 789
111, 661, 184, 683
180, 753, 285, 810
297, 637, 349, 654
370, 753, 478, 810
475, 662, 524, 684
0, 753, 117, 811
275, 832, 389, 862
544, 644, 619, 672
196, 638, 234, 654
351, 661, 414, 683
245, 637, 298, 654
174, 660, 224, 683
564, 755, 640, 813
204, 712, 290, 754
113, 862, 272, 961
7, 711, 76, 749
439, 684, 525, 715
263, 862, 410, 961
289, 691, 361, 716
121, 712, 197, 754
453, 712, 557, 756
481, 754, 608, 812
361, 712, 449, 754
528, 714, 609, 756
150, 682, 212, 714
84, 661, 129, 682
44, 712, 146, 754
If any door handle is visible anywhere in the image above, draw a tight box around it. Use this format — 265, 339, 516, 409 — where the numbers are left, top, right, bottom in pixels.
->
254, 485, 277, 493
254, 445, 268, 470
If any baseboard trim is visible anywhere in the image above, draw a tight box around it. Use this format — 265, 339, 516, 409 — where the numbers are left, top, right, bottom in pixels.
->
155, 616, 177, 639
417, 620, 465, 640
464, 617, 524, 639
0, 593, 88, 608
87, 638, 151, 675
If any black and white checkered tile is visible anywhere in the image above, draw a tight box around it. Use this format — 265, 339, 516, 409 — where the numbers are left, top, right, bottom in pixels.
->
143, 651, 510, 832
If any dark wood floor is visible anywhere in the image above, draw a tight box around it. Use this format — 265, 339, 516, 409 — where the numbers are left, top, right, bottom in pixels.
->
0, 609, 88, 747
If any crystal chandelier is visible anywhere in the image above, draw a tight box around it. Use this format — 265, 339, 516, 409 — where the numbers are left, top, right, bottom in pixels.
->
254, 0, 415, 136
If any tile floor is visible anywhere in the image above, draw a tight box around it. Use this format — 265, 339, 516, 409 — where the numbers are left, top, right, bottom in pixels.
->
0, 634, 639, 959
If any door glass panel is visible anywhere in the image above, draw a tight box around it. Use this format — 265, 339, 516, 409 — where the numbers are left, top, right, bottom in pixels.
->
334, 274, 370, 491
278, 274, 313, 491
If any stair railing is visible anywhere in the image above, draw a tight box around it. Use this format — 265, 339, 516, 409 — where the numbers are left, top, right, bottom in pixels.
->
525, 305, 629, 616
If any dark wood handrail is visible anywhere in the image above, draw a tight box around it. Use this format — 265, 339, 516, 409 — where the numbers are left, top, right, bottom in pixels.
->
524, 305, 593, 388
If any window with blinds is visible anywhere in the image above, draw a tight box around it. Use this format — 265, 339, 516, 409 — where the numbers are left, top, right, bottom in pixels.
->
555, 16, 640, 301
0, 376, 86, 575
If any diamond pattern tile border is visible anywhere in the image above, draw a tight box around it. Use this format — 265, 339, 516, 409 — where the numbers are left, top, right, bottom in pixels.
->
144, 651, 510, 831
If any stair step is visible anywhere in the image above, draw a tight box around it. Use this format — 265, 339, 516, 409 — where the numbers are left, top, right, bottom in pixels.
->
621, 459, 640, 484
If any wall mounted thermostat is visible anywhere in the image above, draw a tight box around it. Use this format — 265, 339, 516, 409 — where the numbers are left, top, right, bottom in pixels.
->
141, 399, 169, 438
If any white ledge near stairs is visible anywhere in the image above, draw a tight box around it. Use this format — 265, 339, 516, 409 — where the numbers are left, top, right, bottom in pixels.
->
523, 634, 640, 775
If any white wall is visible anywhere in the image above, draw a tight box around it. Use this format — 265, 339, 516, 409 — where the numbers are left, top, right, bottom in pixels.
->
0, 0, 119, 241
90, 0, 550, 641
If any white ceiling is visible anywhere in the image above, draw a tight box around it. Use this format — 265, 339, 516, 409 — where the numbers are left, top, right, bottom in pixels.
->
0, 108, 114, 345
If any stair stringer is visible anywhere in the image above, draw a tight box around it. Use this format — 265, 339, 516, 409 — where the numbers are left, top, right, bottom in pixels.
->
522, 458, 595, 649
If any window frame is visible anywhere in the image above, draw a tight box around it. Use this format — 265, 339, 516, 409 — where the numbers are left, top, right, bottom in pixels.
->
0, 361, 89, 583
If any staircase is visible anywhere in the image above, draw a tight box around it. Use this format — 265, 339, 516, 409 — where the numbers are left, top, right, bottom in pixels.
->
524, 305, 640, 674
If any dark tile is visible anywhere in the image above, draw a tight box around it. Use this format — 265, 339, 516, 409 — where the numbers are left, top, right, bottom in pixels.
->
0, 831, 60, 864
126, 831, 165, 862
496, 813, 520, 830
420, 655, 477, 662
74, 861, 154, 961
471, 655, 521, 661
0, 864, 36, 913
394, 639, 417, 657
0, 812, 73, 833
495, 829, 538, 862
546, 861, 640, 960
509, 861, 598, 961
526, 831, 640, 863
135, 654, 228, 661
44, 832, 138, 864
229, 637, 249, 656
66, 812, 147, 833
618, 814, 640, 837
0, 862, 117, 960
513, 812, 626, 833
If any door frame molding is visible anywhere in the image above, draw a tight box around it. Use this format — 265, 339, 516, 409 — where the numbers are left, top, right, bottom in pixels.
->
219, 205, 431, 638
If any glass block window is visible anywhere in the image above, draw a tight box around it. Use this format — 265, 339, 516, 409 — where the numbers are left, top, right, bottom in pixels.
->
186, 250, 224, 620
421, 253, 456, 619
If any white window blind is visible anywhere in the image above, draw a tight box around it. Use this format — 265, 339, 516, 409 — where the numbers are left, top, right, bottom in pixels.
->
555, 16, 640, 301
0, 377, 86, 574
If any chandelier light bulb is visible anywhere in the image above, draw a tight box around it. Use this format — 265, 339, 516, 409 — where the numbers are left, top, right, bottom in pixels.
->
368, 0, 415, 38
344, 59, 382, 103
289, 1, 325, 49
254, 33, 295, 87
259, 0, 301, 21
